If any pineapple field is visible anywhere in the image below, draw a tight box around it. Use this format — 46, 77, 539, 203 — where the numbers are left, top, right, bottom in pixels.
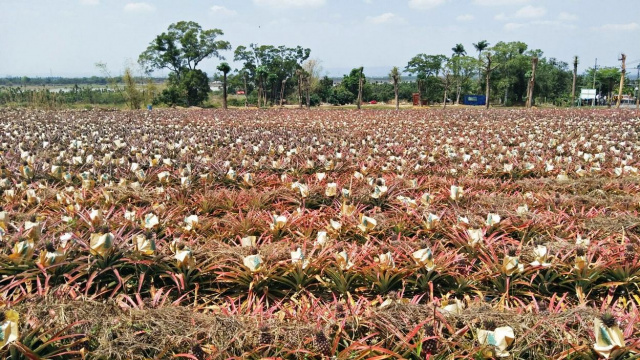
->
1, 107, 640, 359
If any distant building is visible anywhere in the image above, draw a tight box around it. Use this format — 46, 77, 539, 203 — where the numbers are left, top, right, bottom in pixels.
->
209, 81, 222, 91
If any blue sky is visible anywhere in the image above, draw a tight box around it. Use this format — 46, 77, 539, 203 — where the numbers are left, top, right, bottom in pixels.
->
1, 0, 639, 77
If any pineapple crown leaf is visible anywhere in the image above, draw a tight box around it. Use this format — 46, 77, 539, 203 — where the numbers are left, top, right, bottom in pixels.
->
600, 312, 617, 328
45, 242, 56, 253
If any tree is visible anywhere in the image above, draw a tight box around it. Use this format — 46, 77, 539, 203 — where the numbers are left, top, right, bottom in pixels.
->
357, 67, 364, 109
525, 57, 538, 108
533, 57, 572, 106
316, 76, 334, 103
450, 44, 466, 104
234, 44, 310, 107
157, 69, 211, 106
473, 40, 490, 89
442, 63, 453, 109
452, 44, 467, 57
473, 40, 490, 58
95, 62, 123, 105
123, 67, 143, 109
303, 58, 324, 106
585, 67, 621, 100
340, 68, 367, 106
138, 21, 230, 106
483, 52, 500, 109
450, 55, 478, 104
389, 66, 400, 110
405, 54, 447, 105
217, 62, 231, 109
296, 68, 305, 108
490, 41, 531, 105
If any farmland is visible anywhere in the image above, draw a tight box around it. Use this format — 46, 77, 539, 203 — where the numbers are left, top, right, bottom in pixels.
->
1, 108, 640, 359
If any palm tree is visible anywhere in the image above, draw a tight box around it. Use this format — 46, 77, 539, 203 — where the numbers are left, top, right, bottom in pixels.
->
452, 44, 467, 57
451, 44, 466, 105
389, 67, 400, 111
216, 62, 231, 109
473, 40, 490, 90
473, 40, 490, 58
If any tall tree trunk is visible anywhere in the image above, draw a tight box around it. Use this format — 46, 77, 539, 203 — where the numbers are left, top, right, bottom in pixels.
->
526, 57, 538, 109
357, 73, 363, 110
417, 79, 422, 107
394, 79, 399, 111
478, 51, 483, 91
279, 79, 286, 107
455, 84, 461, 105
298, 76, 303, 109
262, 79, 267, 107
485, 54, 492, 109
222, 72, 228, 109
616, 54, 626, 108
306, 77, 311, 108
243, 74, 248, 107
443, 89, 448, 109
257, 83, 262, 108
571, 56, 578, 107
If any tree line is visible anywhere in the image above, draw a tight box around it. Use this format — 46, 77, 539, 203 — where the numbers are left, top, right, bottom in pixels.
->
2, 21, 636, 109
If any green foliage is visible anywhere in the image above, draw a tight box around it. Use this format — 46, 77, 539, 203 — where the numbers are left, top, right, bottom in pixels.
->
583, 66, 630, 98
309, 93, 321, 106
473, 40, 490, 54
123, 67, 143, 109
316, 76, 334, 103
0, 85, 127, 108
328, 87, 355, 105
139, 21, 229, 106
217, 62, 231, 75
364, 82, 394, 102
405, 54, 448, 101
139, 21, 230, 76
156, 69, 211, 107
234, 43, 310, 105
489, 41, 534, 105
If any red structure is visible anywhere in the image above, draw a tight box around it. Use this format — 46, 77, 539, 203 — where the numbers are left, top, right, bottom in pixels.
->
412, 93, 427, 106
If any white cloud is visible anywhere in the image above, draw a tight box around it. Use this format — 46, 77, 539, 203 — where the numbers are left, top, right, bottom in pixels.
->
456, 14, 474, 22
494, 13, 508, 21
253, 0, 326, 8
79, 0, 99, 5
504, 22, 526, 31
408, 0, 447, 10
123, 2, 155, 13
558, 12, 578, 21
211, 5, 237, 16
594, 23, 640, 31
474, 0, 528, 6
366, 12, 404, 24
504, 20, 577, 32
515, 5, 546, 18
363, 0, 373, 3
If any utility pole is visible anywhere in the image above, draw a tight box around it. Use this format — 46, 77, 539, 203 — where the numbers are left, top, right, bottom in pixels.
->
592, 58, 598, 107
616, 53, 626, 108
